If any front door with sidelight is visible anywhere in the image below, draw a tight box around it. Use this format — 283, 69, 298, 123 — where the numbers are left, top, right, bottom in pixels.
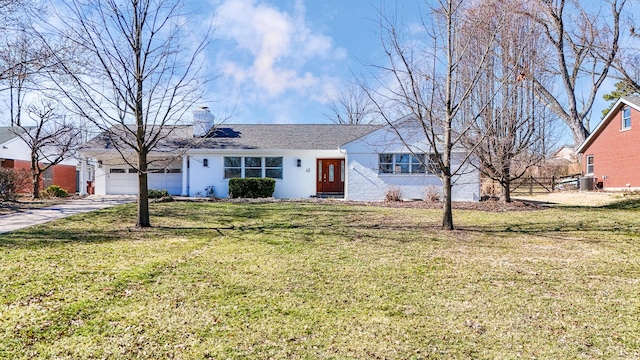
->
317, 158, 344, 194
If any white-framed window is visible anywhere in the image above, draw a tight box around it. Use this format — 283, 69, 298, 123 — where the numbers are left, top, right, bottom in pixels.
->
586, 155, 594, 175
224, 157, 242, 178
244, 157, 262, 178
378, 153, 439, 174
622, 107, 631, 130
265, 157, 284, 179
223, 156, 283, 179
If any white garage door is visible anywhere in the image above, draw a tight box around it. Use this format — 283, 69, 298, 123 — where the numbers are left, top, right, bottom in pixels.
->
105, 168, 138, 195
149, 170, 182, 195
105, 168, 182, 195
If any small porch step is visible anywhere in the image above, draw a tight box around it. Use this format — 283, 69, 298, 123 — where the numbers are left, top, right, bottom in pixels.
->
314, 192, 345, 199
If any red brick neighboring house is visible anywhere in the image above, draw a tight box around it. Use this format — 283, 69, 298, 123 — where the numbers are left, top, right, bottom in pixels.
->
0, 126, 78, 194
576, 96, 640, 190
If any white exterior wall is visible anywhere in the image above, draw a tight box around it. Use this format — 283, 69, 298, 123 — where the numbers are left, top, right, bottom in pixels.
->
342, 125, 480, 202
0, 137, 32, 161
1, 134, 78, 166
187, 150, 343, 198
94, 165, 108, 195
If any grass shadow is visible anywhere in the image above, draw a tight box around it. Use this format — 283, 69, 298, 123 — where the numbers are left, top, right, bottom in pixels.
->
0, 228, 128, 247
4, 200, 640, 250
600, 198, 640, 210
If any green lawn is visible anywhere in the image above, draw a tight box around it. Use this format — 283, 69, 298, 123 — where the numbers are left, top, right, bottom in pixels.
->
1, 201, 639, 359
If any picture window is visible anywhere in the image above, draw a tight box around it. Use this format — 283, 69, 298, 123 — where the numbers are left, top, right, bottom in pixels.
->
378, 153, 439, 174
224, 156, 283, 179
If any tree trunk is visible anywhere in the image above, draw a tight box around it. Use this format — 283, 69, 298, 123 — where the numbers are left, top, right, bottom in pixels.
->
500, 165, 512, 203
31, 153, 40, 199
569, 120, 589, 150
136, 150, 150, 228
442, 174, 453, 230
10, 84, 14, 126
440, 0, 454, 232
500, 177, 512, 203
31, 172, 40, 199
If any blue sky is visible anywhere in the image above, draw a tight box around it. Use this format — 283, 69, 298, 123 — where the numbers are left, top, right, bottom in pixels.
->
200, 0, 419, 124
1, 0, 624, 143
199, 0, 628, 144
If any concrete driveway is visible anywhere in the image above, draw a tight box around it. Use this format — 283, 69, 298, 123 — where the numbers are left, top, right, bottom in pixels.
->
0, 195, 136, 234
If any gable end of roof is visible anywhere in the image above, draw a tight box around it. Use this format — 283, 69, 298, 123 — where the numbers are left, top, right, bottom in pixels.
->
576, 97, 640, 154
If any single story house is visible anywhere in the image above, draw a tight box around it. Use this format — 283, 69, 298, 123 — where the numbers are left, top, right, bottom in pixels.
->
0, 126, 85, 194
78, 116, 480, 202
577, 96, 640, 190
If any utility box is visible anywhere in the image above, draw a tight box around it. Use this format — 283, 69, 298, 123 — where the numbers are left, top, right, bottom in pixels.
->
580, 177, 594, 191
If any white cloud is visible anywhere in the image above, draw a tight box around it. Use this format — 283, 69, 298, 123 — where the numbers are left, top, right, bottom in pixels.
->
215, 0, 344, 98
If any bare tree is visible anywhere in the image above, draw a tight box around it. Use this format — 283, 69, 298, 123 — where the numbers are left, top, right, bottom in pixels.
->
0, 0, 22, 11
0, 3, 54, 111
0, 29, 55, 126
325, 81, 377, 124
43, 0, 210, 227
462, 0, 556, 202
523, 0, 626, 147
0, 0, 29, 28
14, 101, 80, 199
367, 0, 506, 230
607, 21, 640, 111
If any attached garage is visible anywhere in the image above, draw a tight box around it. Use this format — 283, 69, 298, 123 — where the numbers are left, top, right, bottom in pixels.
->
105, 168, 137, 194
148, 169, 182, 195
105, 167, 182, 195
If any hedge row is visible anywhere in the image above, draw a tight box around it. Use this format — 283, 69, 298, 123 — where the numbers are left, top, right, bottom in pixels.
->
228, 178, 276, 198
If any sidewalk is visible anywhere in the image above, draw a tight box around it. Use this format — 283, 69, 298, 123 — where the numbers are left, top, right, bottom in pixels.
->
0, 195, 136, 234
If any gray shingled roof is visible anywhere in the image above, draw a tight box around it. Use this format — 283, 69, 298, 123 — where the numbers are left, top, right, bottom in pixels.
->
195, 124, 381, 150
622, 96, 640, 107
82, 124, 382, 151
0, 126, 32, 145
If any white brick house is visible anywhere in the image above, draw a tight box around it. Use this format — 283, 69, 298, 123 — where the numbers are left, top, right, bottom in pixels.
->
79, 118, 480, 202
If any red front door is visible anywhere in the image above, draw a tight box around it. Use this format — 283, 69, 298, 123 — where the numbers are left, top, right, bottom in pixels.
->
317, 159, 345, 194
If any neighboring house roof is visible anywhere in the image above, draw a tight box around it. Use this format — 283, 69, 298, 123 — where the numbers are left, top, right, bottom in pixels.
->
82, 124, 383, 151
577, 96, 640, 154
0, 126, 34, 145
552, 145, 576, 161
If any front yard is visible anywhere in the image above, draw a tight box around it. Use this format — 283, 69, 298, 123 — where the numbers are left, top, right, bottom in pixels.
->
1, 201, 639, 358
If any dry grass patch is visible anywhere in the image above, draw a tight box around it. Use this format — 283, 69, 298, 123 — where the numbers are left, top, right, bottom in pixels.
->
1, 201, 639, 358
